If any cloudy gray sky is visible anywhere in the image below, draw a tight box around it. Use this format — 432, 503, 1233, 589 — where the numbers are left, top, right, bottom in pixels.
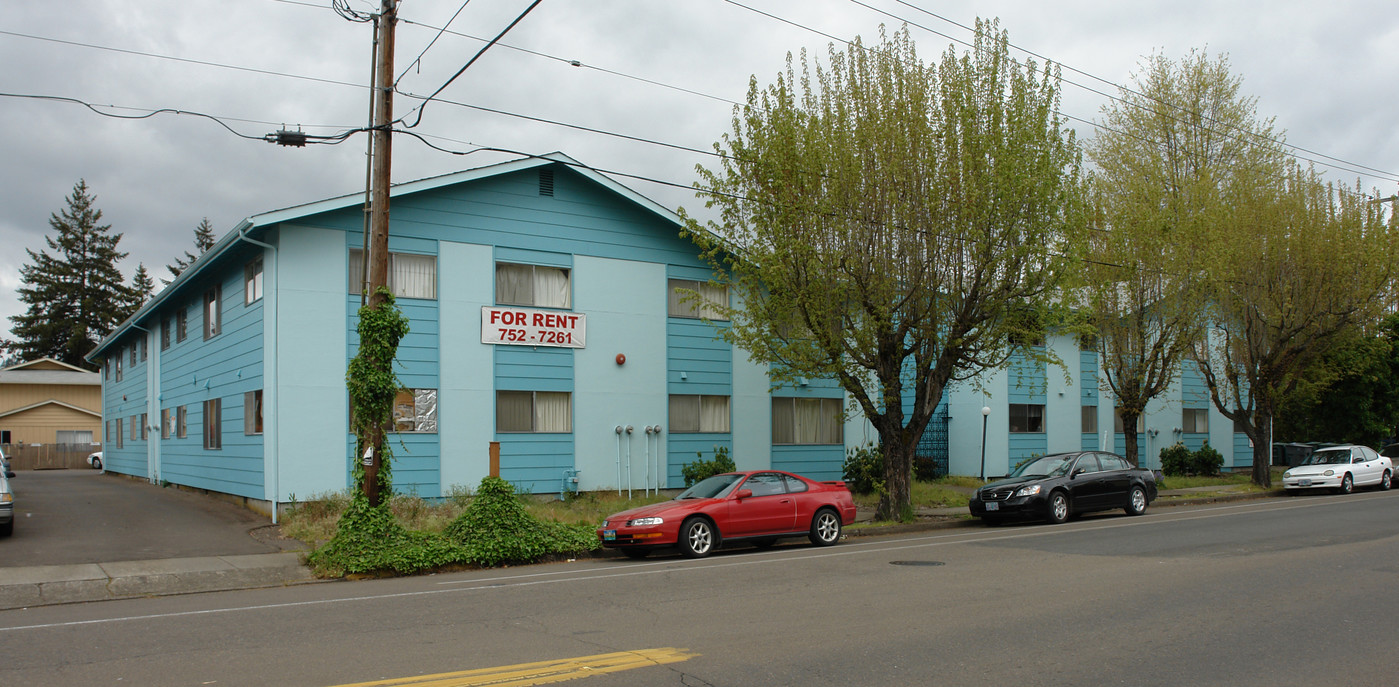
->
3, 0, 1397, 345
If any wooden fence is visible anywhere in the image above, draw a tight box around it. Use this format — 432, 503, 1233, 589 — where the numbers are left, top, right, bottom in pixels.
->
3, 443, 100, 470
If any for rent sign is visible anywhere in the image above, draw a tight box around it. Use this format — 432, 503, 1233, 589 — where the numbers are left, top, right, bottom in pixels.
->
481, 306, 586, 348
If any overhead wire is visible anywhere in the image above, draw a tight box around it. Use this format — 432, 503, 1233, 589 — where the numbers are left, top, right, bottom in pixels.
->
395, 0, 474, 86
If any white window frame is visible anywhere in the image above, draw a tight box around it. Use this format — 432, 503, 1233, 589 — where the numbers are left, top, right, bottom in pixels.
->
245, 258, 264, 305
204, 399, 221, 450
204, 285, 221, 339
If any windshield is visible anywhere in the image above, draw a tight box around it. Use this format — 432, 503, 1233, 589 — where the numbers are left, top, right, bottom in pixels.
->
1008, 454, 1075, 478
676, 473, 743, 499
1304, 449, 1350, 465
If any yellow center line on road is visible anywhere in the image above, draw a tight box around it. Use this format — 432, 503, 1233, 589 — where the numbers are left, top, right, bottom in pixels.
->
327, 648, 699, 687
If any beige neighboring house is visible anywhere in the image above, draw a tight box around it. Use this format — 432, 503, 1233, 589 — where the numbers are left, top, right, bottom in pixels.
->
0, 358, 102, 449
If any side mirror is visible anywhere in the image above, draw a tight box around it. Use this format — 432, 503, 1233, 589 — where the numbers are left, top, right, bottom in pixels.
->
735, 489, 753, 500
1071, 467, 1086, 478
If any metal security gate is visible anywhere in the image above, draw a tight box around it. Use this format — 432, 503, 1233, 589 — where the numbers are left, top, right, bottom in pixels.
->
914, 405, 950, 479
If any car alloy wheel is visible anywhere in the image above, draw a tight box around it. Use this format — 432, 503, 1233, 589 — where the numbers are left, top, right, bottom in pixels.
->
1125, 486, 1147, 516
1381, 470, 1392, 491
809, 509, 842, 546
679, 517, 715, 558
1338, 474, 1353, 495
1047, 491, 1070, 524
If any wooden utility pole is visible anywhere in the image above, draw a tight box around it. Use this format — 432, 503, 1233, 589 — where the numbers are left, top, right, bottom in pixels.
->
363, 0, 398, 507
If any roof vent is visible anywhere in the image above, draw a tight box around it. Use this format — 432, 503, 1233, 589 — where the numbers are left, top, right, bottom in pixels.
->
539, 168, 555, 197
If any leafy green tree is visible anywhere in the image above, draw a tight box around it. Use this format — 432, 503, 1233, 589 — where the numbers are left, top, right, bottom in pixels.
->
1195, 162, 1397, 486
1082, 51, 1262, 466
684, 23, 1088, 520
4, 180, 134, 369
164, 217, 218, 283
1275, 314, 1399, 446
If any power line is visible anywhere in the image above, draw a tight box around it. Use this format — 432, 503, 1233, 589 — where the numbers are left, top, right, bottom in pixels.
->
398, 0, 544, 129
395, 0, 474, 86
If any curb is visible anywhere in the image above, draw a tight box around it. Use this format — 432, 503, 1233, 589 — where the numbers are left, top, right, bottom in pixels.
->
0, 552, 319, 611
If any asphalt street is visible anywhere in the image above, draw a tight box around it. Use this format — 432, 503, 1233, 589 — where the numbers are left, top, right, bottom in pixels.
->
2, 490, 1396, 686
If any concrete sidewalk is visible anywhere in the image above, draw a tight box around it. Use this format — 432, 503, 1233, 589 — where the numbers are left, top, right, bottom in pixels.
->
0, 552, 318, 610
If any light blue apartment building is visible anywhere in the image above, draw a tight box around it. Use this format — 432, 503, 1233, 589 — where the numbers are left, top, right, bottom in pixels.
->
89, 153, 1250, 517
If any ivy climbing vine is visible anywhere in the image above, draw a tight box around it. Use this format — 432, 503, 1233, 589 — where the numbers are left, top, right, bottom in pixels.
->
346, 287, 409, 506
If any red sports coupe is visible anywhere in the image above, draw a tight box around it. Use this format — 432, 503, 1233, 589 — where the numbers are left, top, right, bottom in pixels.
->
597, 470, 858, 559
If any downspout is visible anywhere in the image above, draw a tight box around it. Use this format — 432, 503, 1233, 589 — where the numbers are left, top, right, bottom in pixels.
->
643, 425, 653, 495
625, 425, 634, 498
614, 426, 623, 495
652, 425, 664, 491
130, 323, 156, 482
238, 227, 279, 523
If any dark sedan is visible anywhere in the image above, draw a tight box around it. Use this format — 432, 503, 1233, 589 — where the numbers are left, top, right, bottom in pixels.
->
969, 451, 1158, 525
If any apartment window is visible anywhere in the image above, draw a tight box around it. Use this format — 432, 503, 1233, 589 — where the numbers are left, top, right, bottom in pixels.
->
244, 390, 264, 435
1183, 408, 1209, 433
1081, 405, 1097, 434
349, 249, 437, 299
161, 408, 171, 439
115, 418, 123, 449
1114, 407, 1145, 433
140, 413, 148, 440
669, 395, 731, 433
495, 262, 571, 309
129, 415, 139, 442
496, 391, 572, 433
161, 317, 171, 350
176, 307, 188, 342
204, 399, 221, 450
391, 388, 438, 433
115, 355, 123, 382
204, 285, 221, 339
104, 359, 110, 380
140, 336, 148, 361
668, 278, 727, 320
245, 258, 264, 304
771, 397, 843, 445
177, 405, 188, 438
1009, 404, 1045, 433
130, 343, 137, 366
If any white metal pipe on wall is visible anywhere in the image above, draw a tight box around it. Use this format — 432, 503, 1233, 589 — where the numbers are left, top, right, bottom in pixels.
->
614, 425, 624, 496
625, 425, 635, 498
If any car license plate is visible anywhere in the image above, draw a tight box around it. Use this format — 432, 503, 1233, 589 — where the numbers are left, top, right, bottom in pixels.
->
603, 529, 617, 541
985, 502, 1000, 511
1298, 479, 1311, 487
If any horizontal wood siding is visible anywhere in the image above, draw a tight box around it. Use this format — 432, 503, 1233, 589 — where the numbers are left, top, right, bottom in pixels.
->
1008, 348, 1047, 403
498, 434, 574, 494
667, 435, 732, 487
1008, 433, 1048, 471
1080, 351, 1099, 404
666, 320, 731, 395
1180, 364, 1209, 408
155, 249, 265, 498
770, 445, 843, 480
1232, 434, 1254, 468
1081, 433, 1099, 451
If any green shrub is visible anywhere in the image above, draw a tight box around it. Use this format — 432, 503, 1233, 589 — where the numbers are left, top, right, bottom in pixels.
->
443, 476, 598, 567
1191, 442, 1224, 477
307, 496, 465, 575
680, 446, 737, 487
1160, 442, 1191, 476
842, 443, 885, 495
913, 455, 942, 481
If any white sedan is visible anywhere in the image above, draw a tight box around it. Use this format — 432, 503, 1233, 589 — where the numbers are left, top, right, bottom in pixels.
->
1282, 445, 1391, 494
86, 451, 103, 470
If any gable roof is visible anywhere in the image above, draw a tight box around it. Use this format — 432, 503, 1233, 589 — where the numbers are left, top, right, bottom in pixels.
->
0, 399, 102, 420
0, 358, 101, 386
87, 152, 704, 362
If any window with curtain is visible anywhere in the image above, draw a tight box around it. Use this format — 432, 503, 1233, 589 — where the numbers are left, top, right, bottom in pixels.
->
204, 399, 222, 450
176, 307, 188, 342
245, 258, 263, 304
669, 395, 730, 433
204, 285, 221, 339
129, 415, 139, 442
668, 279, 728, 320
1182, 408, 1209, 433
1114, 407, 1146, 433
1009, 404, 1045, 433
177, 405, 188, 438
495, 262, 571, 309
140, 413, 148, 440
496, 391, 572, 433
244, 390, 263, 435
349, 249, 438, 299
771, 397, 842, 445
161, 408, 171, 439
1081, 405, 1097, 433
115, 418, 123, 449
56, 430, 93, 446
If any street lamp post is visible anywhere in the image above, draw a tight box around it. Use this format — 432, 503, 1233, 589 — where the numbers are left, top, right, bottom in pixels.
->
980, 406, 991, 481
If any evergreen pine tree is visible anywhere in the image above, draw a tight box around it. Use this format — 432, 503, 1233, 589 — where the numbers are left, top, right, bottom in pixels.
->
165, 217, 217, 283
127, 263, 156, 317
5, 180, 134, 369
